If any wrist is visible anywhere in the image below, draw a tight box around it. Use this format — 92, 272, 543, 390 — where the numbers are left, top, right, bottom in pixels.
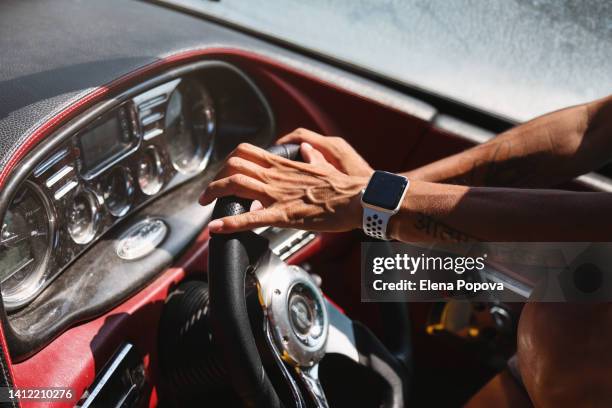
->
347, 176, 368, 230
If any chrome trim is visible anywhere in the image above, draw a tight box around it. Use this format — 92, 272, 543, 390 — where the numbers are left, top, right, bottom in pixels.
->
103, 167, 134, 218
324, 299, 359, 362
45, 165, 74, 188
2, 181, 57, 311
141, 111, 164, 127
133, 78, 181, 110
53, 180, 78, 200
263, 319, 307, 408
165, 79, 216, 176
67, 189, 100, 245
33, 148, 69, 178
576, 173, 612, 193
297, 365, 329, 408
137, 146, 164, 196
143, 128, 163, 141
256, 254, 328, 368
137, 95, 167, 112
0, 258, 34, 285
78, 343, 134, 408
268, 229, 317, 261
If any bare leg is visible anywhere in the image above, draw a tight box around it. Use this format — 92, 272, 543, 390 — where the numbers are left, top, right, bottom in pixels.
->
517, 303, 612, 408
464, 369, 532, 408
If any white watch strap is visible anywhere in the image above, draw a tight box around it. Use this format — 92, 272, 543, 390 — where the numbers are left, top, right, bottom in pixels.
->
363, 207, 392, 240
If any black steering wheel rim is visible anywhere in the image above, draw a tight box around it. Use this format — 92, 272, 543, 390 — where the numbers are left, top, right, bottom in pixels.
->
208, 144, 302, 408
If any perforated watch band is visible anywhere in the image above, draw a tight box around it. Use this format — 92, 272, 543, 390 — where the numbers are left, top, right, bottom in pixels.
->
363, 207, 393, 240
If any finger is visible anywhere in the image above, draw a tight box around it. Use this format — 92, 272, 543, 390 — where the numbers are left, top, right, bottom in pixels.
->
277, 128, 324, 145
278, 130, 345, 170
213, 156, 268, 182
230, 143, 285, 168
199, 175, 272, 206
208, 208, 285, 233
300, 142, 331, 167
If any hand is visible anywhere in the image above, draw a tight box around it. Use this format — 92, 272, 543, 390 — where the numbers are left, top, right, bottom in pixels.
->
277, 128, 374, 177
199, 142, 368, 234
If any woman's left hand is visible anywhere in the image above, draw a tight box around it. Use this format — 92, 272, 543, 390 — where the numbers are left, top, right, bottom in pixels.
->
199, 142, 368, 234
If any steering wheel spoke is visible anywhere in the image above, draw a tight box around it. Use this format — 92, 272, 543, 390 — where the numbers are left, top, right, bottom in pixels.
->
325, 299, 360, 363
297, 364, 330, 408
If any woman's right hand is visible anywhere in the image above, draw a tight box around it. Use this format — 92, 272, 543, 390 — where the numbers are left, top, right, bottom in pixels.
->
277, 128, 374, 177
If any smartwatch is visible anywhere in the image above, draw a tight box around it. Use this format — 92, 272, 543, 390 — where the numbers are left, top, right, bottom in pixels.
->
360, 170, 410, 240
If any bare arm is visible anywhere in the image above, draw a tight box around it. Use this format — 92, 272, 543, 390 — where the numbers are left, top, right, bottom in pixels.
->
403, 95, 612, 187
199, 143, 612, 242
387, 181, 612, 242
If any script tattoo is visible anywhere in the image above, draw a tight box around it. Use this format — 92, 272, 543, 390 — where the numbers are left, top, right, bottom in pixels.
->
414, 213, 477, 242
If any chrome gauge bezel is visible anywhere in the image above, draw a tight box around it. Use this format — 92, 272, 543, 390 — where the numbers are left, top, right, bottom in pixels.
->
137, 146, 165, 196
164, 79, 216, 176
1, 181, 57, 311
102, 166, 135, 218
67, 188, 100, 245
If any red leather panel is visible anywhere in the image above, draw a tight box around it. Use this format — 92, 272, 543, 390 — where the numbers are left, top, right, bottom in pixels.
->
402, 126, 475, 172
221, 55, 430, 172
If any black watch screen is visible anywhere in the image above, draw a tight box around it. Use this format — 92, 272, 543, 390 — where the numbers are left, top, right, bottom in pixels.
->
361, 171, 408, 210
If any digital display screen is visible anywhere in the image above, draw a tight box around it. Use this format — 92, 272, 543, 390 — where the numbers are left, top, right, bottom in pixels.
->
362, 171, 408, 210
80, 113, 132, 173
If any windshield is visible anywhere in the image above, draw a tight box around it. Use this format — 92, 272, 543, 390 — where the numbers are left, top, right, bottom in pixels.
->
162, 0, 612, 122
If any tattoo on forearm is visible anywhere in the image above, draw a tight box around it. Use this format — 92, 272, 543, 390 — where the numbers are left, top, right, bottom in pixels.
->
414, 213, 477, 242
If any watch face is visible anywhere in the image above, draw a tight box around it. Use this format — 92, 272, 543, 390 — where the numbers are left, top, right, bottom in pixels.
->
362, 171, 408, 210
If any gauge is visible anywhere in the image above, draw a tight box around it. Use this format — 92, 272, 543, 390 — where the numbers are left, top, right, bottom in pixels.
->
0, 182, 54, 310
67, 189, 99, 244
164, 79, 215, 175
137, 146, 164, 195
102, 167, 134, 217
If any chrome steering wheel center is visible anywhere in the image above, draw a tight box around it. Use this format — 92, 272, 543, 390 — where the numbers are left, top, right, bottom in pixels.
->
289, 283, 325, 345
257, 261, 329, 368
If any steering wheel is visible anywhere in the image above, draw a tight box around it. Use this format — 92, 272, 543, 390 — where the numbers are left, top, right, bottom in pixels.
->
208, 144, 410, 408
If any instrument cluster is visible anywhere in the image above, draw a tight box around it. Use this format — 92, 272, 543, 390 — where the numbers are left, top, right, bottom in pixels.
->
0, 75, 218, 310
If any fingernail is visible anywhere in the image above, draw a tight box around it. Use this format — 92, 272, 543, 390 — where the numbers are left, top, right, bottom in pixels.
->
208, 219, 223, 232
250, 200, 264, 211
302, 142, 313, 150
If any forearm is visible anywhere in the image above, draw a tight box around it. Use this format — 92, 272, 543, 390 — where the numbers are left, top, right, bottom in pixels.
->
387, 180, 612, 242
402, 96, 612, 187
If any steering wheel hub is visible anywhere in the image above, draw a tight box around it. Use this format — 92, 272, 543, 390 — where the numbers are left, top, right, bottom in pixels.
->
258, 263, 329, 367
289, 282, 325, 345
